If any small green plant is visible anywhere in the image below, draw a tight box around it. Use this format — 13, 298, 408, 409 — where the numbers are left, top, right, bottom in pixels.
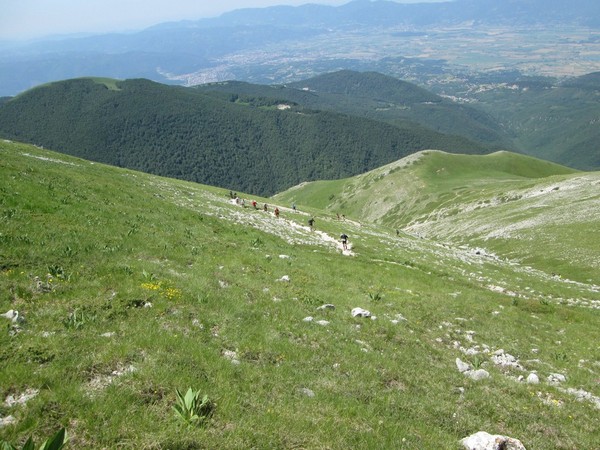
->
552, 351, 568, 362
471, 355, 485, 369
63, 309, 94, 330
48, 265, 70, 281
368, 291, 383, 302
173, 388, 214, 426
0, 427, 67, 450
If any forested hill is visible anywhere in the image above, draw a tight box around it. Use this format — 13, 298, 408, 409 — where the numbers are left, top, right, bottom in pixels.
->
0, 77, 492, 196
196, 71, 513, 151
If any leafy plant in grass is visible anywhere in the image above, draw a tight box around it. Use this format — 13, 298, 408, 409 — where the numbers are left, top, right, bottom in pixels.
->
368, 290, 383, 302
470, 355, 485, 370
173, 388, 214, 427
0, 427, 67, 450
62, 309, 95, 330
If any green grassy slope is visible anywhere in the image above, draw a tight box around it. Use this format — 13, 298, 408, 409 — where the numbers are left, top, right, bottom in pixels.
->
0, 77, 488, 197
274, 150, 600, 284
1, 141, 599, 449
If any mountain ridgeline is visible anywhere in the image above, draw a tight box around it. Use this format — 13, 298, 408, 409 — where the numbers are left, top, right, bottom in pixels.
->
0, 75, 497, 196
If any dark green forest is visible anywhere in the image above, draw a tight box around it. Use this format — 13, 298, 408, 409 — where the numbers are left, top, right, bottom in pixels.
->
470, 71, 600, 170
195, 70, 514, 151
0, 77, 492, 196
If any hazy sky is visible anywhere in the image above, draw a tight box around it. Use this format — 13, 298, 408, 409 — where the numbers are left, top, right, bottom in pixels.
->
1, 0, 447, 41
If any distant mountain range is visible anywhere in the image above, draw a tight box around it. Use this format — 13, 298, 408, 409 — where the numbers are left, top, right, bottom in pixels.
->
1, 0, 599, 96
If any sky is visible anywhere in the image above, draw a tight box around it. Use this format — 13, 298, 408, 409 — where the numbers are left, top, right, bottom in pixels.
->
0, 0, 447, 41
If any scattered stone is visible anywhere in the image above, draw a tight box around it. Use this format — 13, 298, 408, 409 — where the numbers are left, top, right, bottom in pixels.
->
466, 369, 490, 381
460, 346, 482, 356
298, 388, 315, 398
303, 316, 314, 322
100, 332, 116, 338
351, 307, 371, 318
111, 365, 136, 377
222, 349, 240, 365
1, 310, 23, 324
317, 304, 335, 311
536, 391, 563, 407
456, 358, 471, 373
561, 387, 600, 409
461, 431, 527, 450
315, 320, 330, 326
491, 350, 523, 370
41, 331, 55, 338
278, 255, 290, 259
218, 280, 229, 288
0, 415, 16, 427
8, 325, 22, 336
143, 302, 153, 308
526, 373, 540, 384
278, 275, 291, 282
4, 388, 39, 407
547, 373, 566, 384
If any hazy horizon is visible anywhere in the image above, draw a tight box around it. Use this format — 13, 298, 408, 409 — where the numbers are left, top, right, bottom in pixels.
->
0, 0, 449, 42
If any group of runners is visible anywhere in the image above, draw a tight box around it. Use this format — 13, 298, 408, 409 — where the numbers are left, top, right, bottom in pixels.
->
229, 191, 349, 250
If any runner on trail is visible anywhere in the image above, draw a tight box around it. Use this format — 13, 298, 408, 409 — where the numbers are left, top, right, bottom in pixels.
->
274, 207, 280, 218
308, 217, 315, 231
340, 233, 349, 251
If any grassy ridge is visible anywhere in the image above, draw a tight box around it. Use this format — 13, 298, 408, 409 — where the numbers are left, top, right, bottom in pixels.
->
1, 141, 599, 448
274, 150, 600, 284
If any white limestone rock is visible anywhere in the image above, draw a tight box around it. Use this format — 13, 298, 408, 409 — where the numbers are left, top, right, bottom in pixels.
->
548, 373, 566, 385
461, 431, 527, 450
4, 389, 39, 407
526, 373, 540, 384
317, 304, 335, 311
351, 307, 371, 318
466, 369, 490, 381
0, 415, 16, 427
456, 358, 471, 373
1, 310, 23, 324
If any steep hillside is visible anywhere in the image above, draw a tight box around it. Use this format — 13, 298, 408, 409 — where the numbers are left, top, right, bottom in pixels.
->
274, 150, 600, 284
196, 71, 514, 151
1, 140, 599, 448
0, 77, 492, 196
